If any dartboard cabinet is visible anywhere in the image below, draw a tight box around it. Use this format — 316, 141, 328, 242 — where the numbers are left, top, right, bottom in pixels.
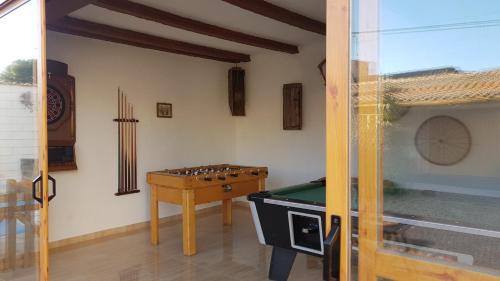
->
47, 60, 77, 171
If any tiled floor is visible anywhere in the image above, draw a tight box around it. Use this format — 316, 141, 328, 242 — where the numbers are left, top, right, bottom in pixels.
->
46, 204, 322, 281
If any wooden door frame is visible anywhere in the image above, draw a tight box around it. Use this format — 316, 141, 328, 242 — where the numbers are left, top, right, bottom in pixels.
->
326, 0, 500, 280
1, 1, 49, 280
38, 0, 49, 279
325, 0, 351, 280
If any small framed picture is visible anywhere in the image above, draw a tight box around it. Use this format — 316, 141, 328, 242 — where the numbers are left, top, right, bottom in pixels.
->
157, 103, 172, 118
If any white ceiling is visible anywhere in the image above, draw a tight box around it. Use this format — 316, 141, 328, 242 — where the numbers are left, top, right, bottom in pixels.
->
69, 0, 325, 56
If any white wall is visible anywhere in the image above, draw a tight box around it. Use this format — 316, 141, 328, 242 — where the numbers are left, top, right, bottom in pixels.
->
47, 31, 326, 242
236, 42, 326, 189
383, 103, 500, 196
47, 32, 236, 242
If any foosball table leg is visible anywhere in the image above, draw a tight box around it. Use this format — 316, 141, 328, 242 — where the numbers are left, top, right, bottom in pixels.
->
182, 190, 196, 256
150, 185, 159, 245
223, 199, 232, 225
258, 178, 266, 192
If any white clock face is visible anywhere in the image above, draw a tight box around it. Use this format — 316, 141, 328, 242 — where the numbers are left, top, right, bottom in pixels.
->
415, 116, 471, 166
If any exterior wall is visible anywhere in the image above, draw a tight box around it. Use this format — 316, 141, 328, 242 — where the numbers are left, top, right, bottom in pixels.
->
383, 103, 500, 197
0, 84, 38, 184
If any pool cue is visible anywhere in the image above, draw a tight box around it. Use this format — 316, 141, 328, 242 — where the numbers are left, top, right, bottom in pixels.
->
128, 100, 131, 192
134, 109, 137, 190
120, 91, 125, 192
122, 91, 125, 193
130, 106, 133, 191
123, 93, 128, 192
132, 106, 136, 190
118, 89, 122, 193
122, 91, 126, 192
128, 103, 132, 192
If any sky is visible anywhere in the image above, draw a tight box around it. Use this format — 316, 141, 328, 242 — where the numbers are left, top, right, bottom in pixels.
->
0, 0, 39, 73
352, 0, 500, 74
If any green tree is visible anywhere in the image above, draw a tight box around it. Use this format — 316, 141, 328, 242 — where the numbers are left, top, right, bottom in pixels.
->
0, 59, 34, 84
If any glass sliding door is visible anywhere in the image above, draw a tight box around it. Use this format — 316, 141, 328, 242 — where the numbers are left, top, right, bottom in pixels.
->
326, 0, 500, 280
0, 0, 49, 280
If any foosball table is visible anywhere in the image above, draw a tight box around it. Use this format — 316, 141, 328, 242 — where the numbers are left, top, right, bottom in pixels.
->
147, 164, 268, 256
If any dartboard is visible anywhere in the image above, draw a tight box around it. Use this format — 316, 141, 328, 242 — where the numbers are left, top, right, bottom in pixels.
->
47, 86, 65, 124
415, 116, 471, 166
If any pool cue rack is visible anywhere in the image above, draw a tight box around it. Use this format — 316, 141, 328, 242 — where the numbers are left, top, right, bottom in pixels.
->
113, 88, 140, 196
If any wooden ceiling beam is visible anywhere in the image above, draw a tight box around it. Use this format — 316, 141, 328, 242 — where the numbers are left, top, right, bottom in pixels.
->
46, 0, 96, 24
221, 0, 325, 35
94, 0, 298, 54
47, 17, 251, 63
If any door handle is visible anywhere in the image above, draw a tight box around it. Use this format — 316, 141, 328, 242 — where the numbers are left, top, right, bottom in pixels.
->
31, 172, 57, 207
48, 174, 56, 202
323, 215, 341, 281
32, 171, 43, 207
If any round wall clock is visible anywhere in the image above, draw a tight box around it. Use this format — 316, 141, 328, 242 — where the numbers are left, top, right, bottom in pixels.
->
47, 86, 66, 124
414, 116, 471, 166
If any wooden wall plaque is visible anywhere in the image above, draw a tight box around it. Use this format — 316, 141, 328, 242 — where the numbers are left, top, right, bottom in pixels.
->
228, 67, 245, 116
47, 60, 77, 171
283, 83, 302, 130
